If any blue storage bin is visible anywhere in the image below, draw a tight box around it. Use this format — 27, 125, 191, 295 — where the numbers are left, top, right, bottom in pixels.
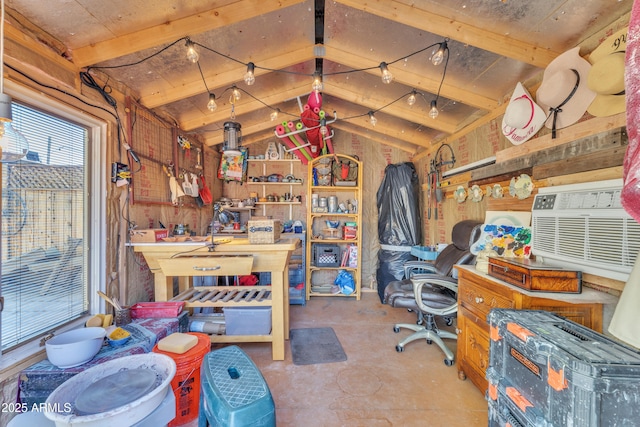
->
199, 345, 275, 427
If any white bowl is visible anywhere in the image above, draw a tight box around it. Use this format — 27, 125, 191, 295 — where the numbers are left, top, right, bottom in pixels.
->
45, 353, 176, 427
45, 327, 106, 369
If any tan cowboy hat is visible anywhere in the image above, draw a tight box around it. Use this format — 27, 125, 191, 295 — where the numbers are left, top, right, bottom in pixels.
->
587, 27, 627, 117
502, 82, 546, 145
536, 47, 596, 137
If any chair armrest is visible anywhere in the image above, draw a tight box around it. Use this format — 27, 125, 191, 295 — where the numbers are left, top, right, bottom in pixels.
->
404, 260, 437, 278
411, 276, 459, 317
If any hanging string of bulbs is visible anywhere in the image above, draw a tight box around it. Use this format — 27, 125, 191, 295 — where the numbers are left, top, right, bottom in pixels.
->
86, 35, 451, 128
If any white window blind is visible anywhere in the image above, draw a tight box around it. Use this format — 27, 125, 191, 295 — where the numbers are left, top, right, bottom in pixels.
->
1, 101, 89, 351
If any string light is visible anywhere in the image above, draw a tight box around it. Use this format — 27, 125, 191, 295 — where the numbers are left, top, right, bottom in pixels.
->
429, 100, 439, 119
368, 111, 377, 127
207, 93, 217, 112
244, 62, 255, 85
87, 35, 453, 134
312, 71, 323, 93
232, 86, 241, 101
431, 39, 448, 66
407, 90, 417, 106
319, 118, 328, 136
185, 39, 199, 63
379, 62, 393, 84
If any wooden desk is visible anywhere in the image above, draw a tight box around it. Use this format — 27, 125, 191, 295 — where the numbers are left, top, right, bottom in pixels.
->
131, 239, 300, 360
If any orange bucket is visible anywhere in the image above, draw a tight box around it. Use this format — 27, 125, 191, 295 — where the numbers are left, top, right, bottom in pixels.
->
153, 332, 210, 427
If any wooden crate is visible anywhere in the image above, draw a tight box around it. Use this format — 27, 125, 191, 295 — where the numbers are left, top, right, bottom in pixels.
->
247, 219, 281, 244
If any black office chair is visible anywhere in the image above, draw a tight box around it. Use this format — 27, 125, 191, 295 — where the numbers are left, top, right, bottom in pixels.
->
383, 219, 482, 365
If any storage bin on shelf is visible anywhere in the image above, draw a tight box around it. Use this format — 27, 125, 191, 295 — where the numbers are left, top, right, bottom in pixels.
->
313, 244, 340, 267
223, 307, 272, 335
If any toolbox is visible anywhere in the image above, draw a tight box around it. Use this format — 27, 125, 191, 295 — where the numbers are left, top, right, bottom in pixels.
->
488, 256, 582, 293
487, 309, 640, 426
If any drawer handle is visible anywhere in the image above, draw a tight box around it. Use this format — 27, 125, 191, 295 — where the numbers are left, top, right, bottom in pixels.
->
475, 297, 484, 304
193, 266, 221, 271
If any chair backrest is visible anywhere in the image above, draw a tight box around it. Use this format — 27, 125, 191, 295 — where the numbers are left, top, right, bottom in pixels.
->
431, 220, 483, 276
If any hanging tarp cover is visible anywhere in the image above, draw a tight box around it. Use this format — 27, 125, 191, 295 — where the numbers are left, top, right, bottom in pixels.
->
376, 162, 422, 302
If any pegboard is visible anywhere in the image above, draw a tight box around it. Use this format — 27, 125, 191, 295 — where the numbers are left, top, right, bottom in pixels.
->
127, 99, 174, 204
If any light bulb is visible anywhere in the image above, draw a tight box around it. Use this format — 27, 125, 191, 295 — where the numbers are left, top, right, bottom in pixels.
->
0, 94, 29, 163
320, 118, 328, 136
186, 40, 199, 63
244, 62, 255, 86
232, 86, 241, 101
432, 41, 447, 66
312, 72, 323, 93
207, 93, 217, 112
407, 91, 417, 106
429, 100, 439, 119
379, 62, 393, 84
270, 110, 279, 122
368, 111, 377, 127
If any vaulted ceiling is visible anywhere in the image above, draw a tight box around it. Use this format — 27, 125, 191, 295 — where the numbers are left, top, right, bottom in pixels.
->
5, 0, 633, 154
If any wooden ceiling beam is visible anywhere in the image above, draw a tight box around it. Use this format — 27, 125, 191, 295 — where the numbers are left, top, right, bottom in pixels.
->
71, 0, 306, 68
322, 82, 457, 134
180, 83, 311, 131
332, 122, 418, 154
323, 45, 498, 110
141, 47, 314, 109
334, 0, 559, 68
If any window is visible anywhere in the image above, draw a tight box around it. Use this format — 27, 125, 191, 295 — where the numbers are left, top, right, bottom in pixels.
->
1, 85, 106, 353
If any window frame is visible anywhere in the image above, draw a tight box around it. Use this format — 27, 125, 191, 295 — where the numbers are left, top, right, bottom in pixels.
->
0, 80, 107, 371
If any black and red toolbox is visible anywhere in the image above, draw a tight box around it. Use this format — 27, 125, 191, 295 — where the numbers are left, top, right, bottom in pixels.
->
486, 309, 640, 427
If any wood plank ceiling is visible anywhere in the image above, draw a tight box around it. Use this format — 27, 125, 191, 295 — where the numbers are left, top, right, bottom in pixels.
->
4, 0, 633, 154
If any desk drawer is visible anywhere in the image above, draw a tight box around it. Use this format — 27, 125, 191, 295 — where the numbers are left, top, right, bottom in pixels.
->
459, 281, 514, 319
157, 255, 253, 276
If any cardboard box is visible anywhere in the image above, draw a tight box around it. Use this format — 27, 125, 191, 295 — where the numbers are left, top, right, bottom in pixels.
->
130, 228, 169, 243
247, 219, 281, 244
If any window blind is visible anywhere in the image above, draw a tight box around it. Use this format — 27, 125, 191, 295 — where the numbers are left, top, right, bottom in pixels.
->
1, 102, 89, 351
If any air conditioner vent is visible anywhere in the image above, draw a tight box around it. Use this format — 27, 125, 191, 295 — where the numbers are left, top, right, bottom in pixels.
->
532, 179, 640, 282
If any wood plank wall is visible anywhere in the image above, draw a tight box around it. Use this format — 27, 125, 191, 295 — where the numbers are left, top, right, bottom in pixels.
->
414, 112, 627, 295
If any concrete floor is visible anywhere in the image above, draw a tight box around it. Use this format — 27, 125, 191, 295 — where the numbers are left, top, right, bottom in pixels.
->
227, 291, 488, 427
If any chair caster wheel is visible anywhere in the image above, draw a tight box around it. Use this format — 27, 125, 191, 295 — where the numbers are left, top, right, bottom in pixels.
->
444, 359, 454, 366
426, 339, 432, 345
393, 326, 400, 333
396, 345, 404, 353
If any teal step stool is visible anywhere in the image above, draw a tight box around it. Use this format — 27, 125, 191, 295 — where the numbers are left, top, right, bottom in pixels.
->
198, 345, 276, 427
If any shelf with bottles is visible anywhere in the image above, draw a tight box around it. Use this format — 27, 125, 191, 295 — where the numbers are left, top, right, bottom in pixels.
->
306, 154, 362, 300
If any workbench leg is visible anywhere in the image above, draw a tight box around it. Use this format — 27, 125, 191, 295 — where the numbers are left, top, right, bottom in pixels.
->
271, 271, 285, 360
154, 273, 173, 302
283, 265, 290, 340
178, 276, 191, 295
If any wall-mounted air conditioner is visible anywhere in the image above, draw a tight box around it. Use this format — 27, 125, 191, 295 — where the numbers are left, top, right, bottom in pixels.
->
532, 179, 640, 282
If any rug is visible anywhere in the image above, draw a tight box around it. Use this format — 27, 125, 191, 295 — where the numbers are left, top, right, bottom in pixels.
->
290, 327, 347, 365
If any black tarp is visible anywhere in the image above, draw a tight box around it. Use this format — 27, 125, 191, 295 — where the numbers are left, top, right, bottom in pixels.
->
376, 162, 422, 302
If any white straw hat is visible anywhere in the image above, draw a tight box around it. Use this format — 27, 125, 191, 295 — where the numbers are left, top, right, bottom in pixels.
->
537, 47, 596, 138
502, 82, 546, 145
587, 27, 627, 117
